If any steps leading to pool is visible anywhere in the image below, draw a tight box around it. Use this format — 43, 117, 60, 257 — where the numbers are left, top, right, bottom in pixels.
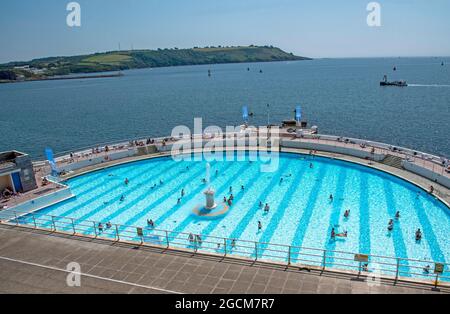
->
381, 154, 404, 169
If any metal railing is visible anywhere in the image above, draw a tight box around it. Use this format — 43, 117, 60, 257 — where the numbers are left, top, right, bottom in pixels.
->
1, 208, 448, 288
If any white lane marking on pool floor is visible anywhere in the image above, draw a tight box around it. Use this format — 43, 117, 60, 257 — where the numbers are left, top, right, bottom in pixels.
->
0, 255, 182, 294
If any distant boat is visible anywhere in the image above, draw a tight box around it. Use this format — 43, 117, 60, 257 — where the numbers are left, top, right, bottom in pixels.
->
380, 75, 407, 87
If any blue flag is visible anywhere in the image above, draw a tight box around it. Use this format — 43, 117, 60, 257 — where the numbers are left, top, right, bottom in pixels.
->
295, 106, 302, 122
242, 105, 249, 123
45, 148, 59, 177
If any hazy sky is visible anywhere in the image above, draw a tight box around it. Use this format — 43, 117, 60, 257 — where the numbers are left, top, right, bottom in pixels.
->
1, 0, 450, 63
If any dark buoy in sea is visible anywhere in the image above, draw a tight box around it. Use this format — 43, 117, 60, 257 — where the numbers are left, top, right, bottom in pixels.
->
442, 62, 445, 66
393, 66, 397, 71
247, 67, 250, 71
208, 69, 211, 77
259, 69, 263, 73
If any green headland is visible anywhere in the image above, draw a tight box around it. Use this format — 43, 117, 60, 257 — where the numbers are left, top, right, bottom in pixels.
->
0, 45, 310, 83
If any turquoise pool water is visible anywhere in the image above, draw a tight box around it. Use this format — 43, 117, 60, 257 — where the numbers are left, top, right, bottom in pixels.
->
15, 152, 450, 279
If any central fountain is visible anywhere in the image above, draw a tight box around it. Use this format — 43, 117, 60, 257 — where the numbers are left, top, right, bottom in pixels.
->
192, 162, 229, 219
204, 163, 217, 209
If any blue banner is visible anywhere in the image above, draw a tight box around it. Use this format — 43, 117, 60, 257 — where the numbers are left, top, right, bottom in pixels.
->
45, 147, 59, 176
242, 105, 249, 122
295, 105, 302, 122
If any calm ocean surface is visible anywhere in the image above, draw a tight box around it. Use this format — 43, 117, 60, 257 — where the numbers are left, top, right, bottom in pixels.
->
0, 58, 449, 159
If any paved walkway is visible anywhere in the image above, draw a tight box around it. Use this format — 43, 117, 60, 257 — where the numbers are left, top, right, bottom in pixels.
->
0, 225, 446, 294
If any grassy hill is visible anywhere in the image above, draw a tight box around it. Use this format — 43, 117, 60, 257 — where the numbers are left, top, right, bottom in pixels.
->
0, 46, 310, 82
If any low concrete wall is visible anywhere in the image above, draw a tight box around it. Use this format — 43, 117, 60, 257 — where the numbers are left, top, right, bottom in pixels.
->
58, 149, 136, 172
281, 139, 386, 161
0, 186, 74, 221
403, 161, 450, 189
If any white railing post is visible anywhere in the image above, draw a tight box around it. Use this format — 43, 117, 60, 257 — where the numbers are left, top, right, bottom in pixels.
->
357, 261, 362, 278
115, 224, 120, 241
32, 214, 37, 228
71, 218, 76, 234
93, 221, 97, 237
14, 212, 19, 226
254, 242, 258, 261
322, 250, 327, 270
287, 246, 291, 266
51, 216, 56, 231
395, 258, 400, 283
165, 230, 169, 248
224, 238, 227, 257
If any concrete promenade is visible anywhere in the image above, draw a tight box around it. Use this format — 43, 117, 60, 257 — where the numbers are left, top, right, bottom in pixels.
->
0, 225, 447, 294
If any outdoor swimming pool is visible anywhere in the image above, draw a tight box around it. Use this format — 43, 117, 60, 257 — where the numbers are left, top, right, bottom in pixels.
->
11, 152, 450, 281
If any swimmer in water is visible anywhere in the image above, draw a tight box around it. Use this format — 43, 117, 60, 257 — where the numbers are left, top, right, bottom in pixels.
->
223, 196, 227, 203
395, 211, 400, 219
106, 222, 112, 229
181, 189, 185, 197
329, 194, 334, 202
258, 221, 262, 231
344, 210, 350, 218
310, 163, 313, 169
124, 178, 129, 185
229, 186, 233, 193
120, 195, 125, 202
147, 219, 154, 228
415, 228, 422, 241
264, 203, 270, 213
388, 219, 394, 231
